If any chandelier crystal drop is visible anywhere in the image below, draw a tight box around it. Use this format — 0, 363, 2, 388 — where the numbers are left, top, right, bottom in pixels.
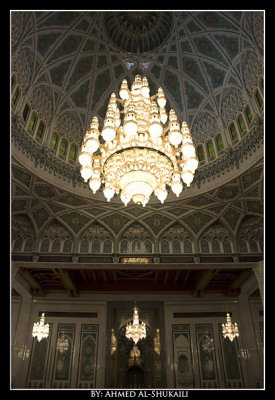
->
79, 75, 198, 206
222, 313, 239, 342
125, 306, 146, 344
32, 313, 49, 342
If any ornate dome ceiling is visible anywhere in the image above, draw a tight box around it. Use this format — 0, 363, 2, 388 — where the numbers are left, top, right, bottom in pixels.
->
11, 11, 263, 203
103, 12, 173, 53
11, 11, 264, 301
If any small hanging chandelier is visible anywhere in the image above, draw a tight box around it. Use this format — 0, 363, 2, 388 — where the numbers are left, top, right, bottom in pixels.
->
222, 312, 239, 342
32, 313, 49, 342
79, 75, 198, 207
56, 333, 69, 353
125, 306, 146, 344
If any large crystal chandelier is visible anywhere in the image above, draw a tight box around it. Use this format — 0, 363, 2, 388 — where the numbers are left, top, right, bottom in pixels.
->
32, 313, 49, 342
125, 306, 146, 344
79, 75, 198, 207
222, 313, 239, 342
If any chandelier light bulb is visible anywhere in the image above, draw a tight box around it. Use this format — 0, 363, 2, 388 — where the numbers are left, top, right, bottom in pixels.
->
119, 79, 129, 100
78, 152, 92, 167
157, 87, 166, 108
168, 130, 182, 146
181, 170, 194, 186
124, 120, 138, 136
102, 126, 116, 142
181, 142, 196, 158
89, 178, 101, 193
79, 75, 198, 206
103, 185, 115, 201
80, 166, 93, 182
148, 121, 163, 138
141, 77, 150, 97
185, 156, 199, 172
85, 137, 99, 153
155, 187, 168, 203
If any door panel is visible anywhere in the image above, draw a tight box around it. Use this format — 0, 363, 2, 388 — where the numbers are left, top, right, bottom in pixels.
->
26, 320, 99, 388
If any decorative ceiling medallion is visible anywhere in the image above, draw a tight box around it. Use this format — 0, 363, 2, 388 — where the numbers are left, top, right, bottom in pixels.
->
103, 12, 173, 53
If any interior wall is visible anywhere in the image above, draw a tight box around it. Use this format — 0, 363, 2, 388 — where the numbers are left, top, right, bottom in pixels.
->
11, 294, 263, 389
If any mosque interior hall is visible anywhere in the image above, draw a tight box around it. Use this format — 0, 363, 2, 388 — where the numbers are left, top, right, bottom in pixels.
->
11, 10, 264, 389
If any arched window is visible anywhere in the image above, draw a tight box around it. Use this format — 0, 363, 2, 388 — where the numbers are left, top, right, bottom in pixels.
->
28, 112, 38, 132
212, 239, 221, 253
206, 140, 215, 160
239, 239, 248, 253
161, 239, 169, 253
229, 122, 238, 143
254, 89, 263, 110
12, 86, 21, 106
36, 121, 45, 141
132, 239, 141, 253
50, 132, 59, 152
144, 239, 153, 253
201, 239, 209, 253
80, 239, 89, 253
69, 144, 78, 162
92, 239, 100, 253
249, 238, 259, 253
22, 103, 30, 122
223, 239, 232, 253
24, 238, 33, 252
245, 105, 253, 124
103, 239, 112, 253
63, 238, 72, 253
59, 138, 68, 158
172, 239, 181, 253
215, 134, 224, 153
52, 238, 61, 252
237, 114, 246, 135
13, 238, 22, 252
184, 239, 192, 253
196, 145, 205, 162
40, 238, 49, 252
121, 239, 129, 253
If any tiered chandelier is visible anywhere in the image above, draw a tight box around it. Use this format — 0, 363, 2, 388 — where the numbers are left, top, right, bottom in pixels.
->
32, 313, 49, 342
125, 306, 146, 344
222, 313, 239, 342
79, 75, 198, 207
